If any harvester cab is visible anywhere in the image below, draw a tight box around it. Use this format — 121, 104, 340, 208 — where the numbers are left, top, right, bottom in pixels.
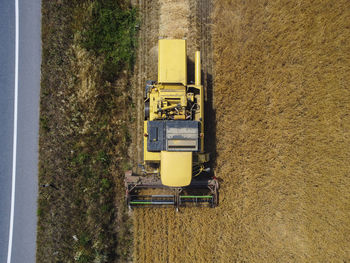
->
125, 39, 218, 210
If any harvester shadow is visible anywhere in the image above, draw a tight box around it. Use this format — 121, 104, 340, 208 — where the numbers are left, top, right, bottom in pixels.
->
187, 58, 219, 205
187, 58, 217, 177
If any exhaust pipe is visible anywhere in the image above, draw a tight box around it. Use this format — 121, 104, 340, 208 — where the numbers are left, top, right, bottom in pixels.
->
195, 51, 201, 86
195, 51, 204, 152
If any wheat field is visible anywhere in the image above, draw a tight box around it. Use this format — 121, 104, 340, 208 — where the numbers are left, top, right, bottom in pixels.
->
133, 1, 350, 262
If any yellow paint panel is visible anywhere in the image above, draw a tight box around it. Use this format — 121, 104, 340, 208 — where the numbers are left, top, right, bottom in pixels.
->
160, 151, 192, 187
158, 39, 187, 85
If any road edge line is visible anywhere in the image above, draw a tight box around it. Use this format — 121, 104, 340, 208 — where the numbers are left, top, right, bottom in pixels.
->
7, 0, 19, 262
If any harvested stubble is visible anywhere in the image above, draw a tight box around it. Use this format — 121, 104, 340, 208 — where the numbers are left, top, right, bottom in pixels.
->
134, 0, 350, 262
159, 0, 190, 38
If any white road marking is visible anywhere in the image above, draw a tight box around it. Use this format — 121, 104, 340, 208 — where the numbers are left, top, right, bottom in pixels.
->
7, 0, 19, 262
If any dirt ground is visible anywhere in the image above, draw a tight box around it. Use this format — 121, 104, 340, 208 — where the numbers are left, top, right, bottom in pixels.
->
131, 0, 350, 262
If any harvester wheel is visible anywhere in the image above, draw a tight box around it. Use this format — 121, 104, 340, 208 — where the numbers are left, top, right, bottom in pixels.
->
144, 101, 150, 120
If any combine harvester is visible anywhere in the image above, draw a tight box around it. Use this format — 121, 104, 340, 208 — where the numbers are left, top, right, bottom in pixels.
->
125, 39, 218, 210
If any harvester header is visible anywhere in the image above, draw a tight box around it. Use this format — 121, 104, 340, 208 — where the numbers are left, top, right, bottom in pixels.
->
125, 39, 218, 209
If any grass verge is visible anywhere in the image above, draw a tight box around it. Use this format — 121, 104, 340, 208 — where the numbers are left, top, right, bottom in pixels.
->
37, 1, 137, 262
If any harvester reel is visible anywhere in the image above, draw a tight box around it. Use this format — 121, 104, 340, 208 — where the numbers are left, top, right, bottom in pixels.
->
125, 173, 219, 209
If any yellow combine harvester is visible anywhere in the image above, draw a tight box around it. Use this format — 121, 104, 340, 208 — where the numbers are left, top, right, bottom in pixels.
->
125, 39, 218, 209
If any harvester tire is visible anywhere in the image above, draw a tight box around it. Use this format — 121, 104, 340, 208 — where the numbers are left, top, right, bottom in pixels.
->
145, 101, 150, 120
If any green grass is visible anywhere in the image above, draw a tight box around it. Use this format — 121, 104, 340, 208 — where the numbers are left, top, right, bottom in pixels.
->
37, 1, 137, 262
79, 0, 138, 80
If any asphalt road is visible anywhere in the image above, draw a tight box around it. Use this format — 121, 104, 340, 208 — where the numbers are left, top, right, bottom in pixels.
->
0, 0, 41, 262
